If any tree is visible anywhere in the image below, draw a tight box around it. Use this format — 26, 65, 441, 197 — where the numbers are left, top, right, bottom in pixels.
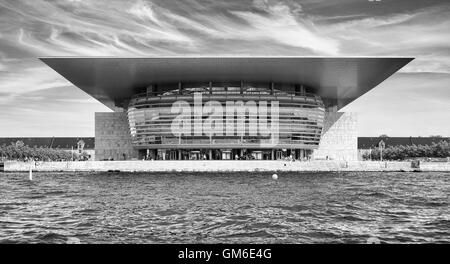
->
0, 142, 74, 161
363, 140, 450, 161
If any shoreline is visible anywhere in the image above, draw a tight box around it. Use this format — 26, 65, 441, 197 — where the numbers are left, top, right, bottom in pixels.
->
2, 160, 450, 172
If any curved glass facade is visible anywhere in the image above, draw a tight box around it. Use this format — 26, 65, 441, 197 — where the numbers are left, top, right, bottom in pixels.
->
127, 84, 325, 157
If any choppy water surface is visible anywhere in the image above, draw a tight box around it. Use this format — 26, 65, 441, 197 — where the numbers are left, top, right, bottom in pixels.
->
0, 172, 449, 243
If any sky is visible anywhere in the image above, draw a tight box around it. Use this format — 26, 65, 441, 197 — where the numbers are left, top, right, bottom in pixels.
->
0, 0, 449, 137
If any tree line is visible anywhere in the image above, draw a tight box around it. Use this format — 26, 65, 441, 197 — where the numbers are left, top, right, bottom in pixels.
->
362, 140, 450, 161
0, 141, 89, 161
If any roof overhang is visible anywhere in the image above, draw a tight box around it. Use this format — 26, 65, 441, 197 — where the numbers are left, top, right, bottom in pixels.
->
40, 56, 413, 110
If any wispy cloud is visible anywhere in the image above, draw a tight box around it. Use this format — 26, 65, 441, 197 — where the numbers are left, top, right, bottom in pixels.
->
227, 0, 339, 55
1, 0, 196, 58
315, 4, 450, 73
0, 60, 69, 94
344, 72, 450, 136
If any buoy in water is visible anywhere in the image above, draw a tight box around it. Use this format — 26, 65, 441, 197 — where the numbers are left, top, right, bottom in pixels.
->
272, 173, 278, 180
67, 237, 81, 244
366, 237, 380, 244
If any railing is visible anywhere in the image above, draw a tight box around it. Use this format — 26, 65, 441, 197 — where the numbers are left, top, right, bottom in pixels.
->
130, 142, 321, 149
130, 89, 322, 105
130, 137, 321, 147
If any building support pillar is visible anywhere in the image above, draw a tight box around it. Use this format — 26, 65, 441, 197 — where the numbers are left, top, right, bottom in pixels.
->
146, 85, 153, 99
300, 85, 305, 94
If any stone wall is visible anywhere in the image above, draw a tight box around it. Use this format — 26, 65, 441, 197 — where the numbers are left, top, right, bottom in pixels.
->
95, 112, 138, 161
6, 160, 448, 172
313, 111, 358, 161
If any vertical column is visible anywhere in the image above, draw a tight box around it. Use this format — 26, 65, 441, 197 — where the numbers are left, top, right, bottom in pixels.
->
146, 85, 153, 98
178, 81, 182, 94
314, 111, 358, 161
300, 85, 305, 94
209, 149, 212, 160
95, 112, 138, 161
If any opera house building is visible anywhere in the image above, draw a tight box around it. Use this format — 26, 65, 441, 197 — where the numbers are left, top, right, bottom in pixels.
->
41, 57, 412, 161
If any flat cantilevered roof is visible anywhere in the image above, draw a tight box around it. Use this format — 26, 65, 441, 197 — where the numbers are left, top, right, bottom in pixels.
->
40, 56, 413, 110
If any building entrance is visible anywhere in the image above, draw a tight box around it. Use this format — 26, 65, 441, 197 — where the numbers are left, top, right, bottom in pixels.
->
169, 150, 177, 160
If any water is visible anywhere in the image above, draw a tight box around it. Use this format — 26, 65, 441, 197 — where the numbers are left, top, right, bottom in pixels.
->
0, 172, 449, 243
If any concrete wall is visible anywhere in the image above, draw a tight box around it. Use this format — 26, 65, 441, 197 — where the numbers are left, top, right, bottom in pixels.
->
420, 162, 450, 171
6, 160, 449, 172
95, 112, 138, 161
314, 111, 358, 161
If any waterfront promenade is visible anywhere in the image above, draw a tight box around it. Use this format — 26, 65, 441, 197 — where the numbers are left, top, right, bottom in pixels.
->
3, 160, 450, 172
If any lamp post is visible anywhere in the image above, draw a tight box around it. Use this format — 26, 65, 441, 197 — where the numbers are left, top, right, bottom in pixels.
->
378, 140, 385, 162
